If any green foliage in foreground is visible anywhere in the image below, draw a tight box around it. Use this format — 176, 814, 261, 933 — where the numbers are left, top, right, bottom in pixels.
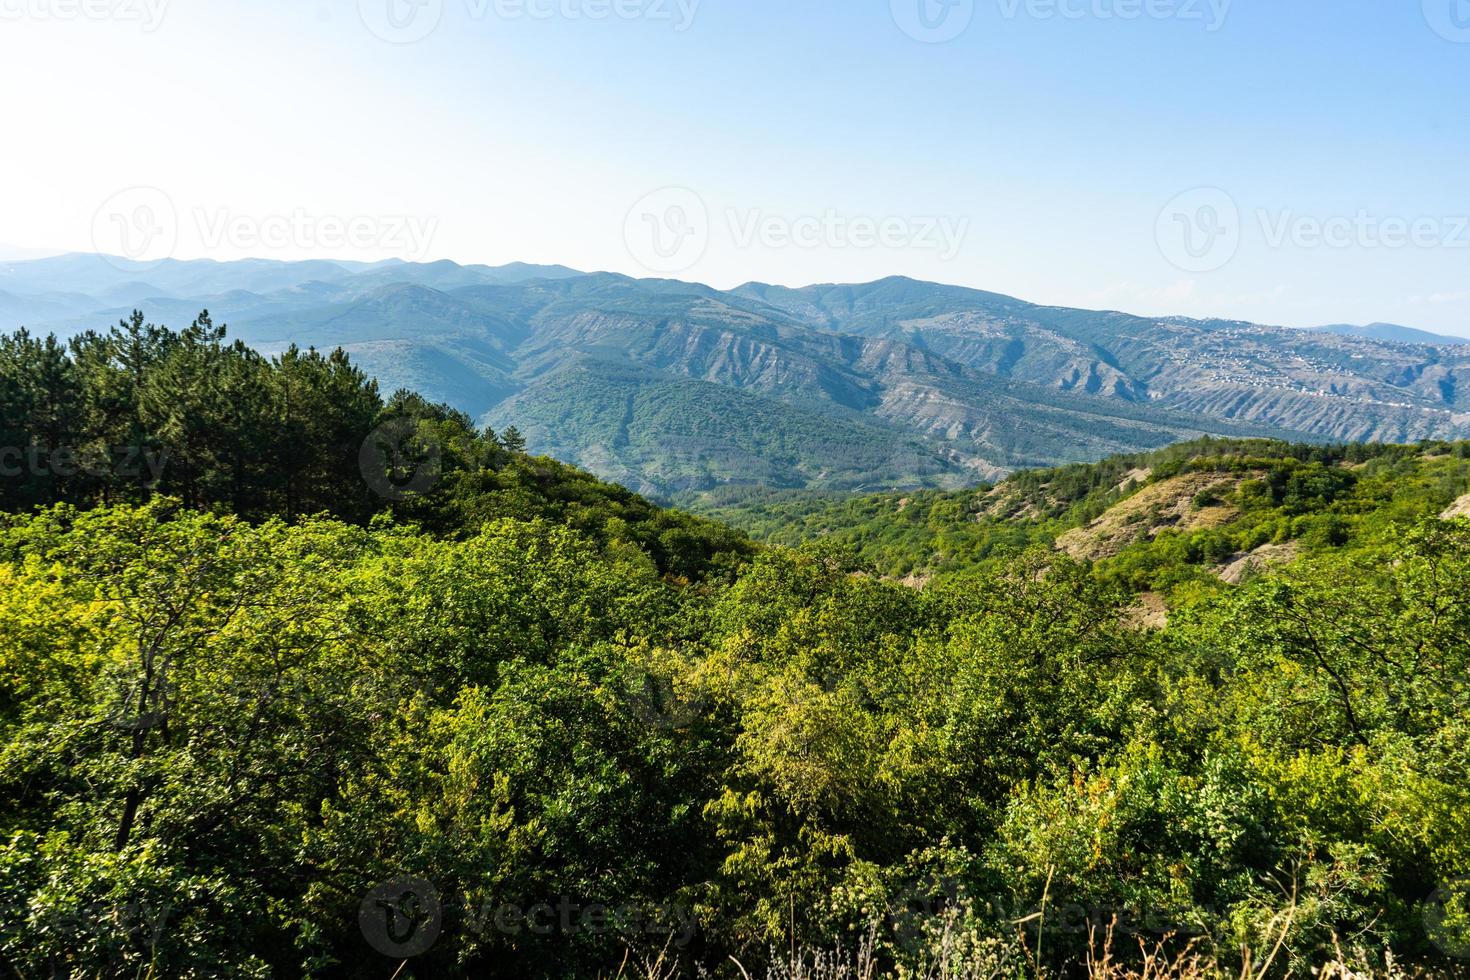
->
2, 497, 1469, 977
3, 320, 1469, 976
0, 313, 752, 580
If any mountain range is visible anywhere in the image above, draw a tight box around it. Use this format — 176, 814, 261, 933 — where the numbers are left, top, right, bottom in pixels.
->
3, 253, 1468, 499
1309, 322, 1470, 345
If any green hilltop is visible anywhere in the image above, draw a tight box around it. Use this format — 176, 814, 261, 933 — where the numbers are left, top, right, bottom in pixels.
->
692, 437, 1470, 585
3, 315, 1470, 978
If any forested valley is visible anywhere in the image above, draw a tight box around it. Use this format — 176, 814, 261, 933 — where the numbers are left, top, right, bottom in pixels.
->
2, 313, 1469, 978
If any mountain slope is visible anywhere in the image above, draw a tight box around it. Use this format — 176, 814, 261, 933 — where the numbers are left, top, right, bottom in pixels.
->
483, 355, 977, 495
741, 277, 1470, 445
1312, 322, 1470, 345
697, 437, 1470, 583
3, 256, 1469, 497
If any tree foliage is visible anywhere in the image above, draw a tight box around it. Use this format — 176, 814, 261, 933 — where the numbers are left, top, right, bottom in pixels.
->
2, 321, 1469, 977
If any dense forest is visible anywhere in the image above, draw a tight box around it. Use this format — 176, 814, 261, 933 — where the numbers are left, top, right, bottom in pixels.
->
2, 314, 1469, 978
0, 311, 749, 577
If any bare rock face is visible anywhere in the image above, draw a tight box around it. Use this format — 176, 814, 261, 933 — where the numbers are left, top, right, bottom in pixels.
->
1054, 472, 1247, 561
1126, 592, 1170, 630
1215, 542, 1302, 585
1444, 493, 1470, 520
1113, 468, 1153, 493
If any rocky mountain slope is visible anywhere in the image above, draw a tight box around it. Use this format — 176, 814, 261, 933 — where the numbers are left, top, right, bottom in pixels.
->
3, 255, 1468, 497
739, 278, 1470, 445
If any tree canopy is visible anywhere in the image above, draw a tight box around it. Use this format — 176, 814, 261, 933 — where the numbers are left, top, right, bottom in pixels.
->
2, 315, 1468, 978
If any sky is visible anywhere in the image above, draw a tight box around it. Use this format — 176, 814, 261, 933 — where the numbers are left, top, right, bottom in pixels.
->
2, 0, 1468, 334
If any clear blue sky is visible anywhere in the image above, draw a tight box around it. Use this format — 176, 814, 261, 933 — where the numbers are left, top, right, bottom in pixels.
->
3, 0, 1468, 333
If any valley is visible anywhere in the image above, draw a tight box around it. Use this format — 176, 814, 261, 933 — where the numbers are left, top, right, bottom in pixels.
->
2, 255, 1467, 500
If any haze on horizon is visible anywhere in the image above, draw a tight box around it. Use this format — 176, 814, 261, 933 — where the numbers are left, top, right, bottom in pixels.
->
2, 0, 1467, 334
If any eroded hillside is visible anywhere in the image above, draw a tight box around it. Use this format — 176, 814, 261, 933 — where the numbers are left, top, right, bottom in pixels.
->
697, 438, 1470, 597
5, 257, 1470, 497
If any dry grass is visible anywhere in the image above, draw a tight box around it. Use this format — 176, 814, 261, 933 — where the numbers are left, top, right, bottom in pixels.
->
614, 885, 1445, 980
612, 927, 1441, 980
1083, 922, 1430, 979
615, 936, 1434, 980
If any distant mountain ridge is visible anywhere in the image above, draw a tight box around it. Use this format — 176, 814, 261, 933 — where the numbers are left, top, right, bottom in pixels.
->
2, 254, 1467, 498
1310, 322, 1470, 345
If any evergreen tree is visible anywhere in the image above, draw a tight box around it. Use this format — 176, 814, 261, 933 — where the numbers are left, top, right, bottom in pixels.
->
500, 424, 527, 454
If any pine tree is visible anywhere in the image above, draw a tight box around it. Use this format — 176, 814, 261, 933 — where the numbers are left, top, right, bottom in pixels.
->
500, 425, 527, 454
